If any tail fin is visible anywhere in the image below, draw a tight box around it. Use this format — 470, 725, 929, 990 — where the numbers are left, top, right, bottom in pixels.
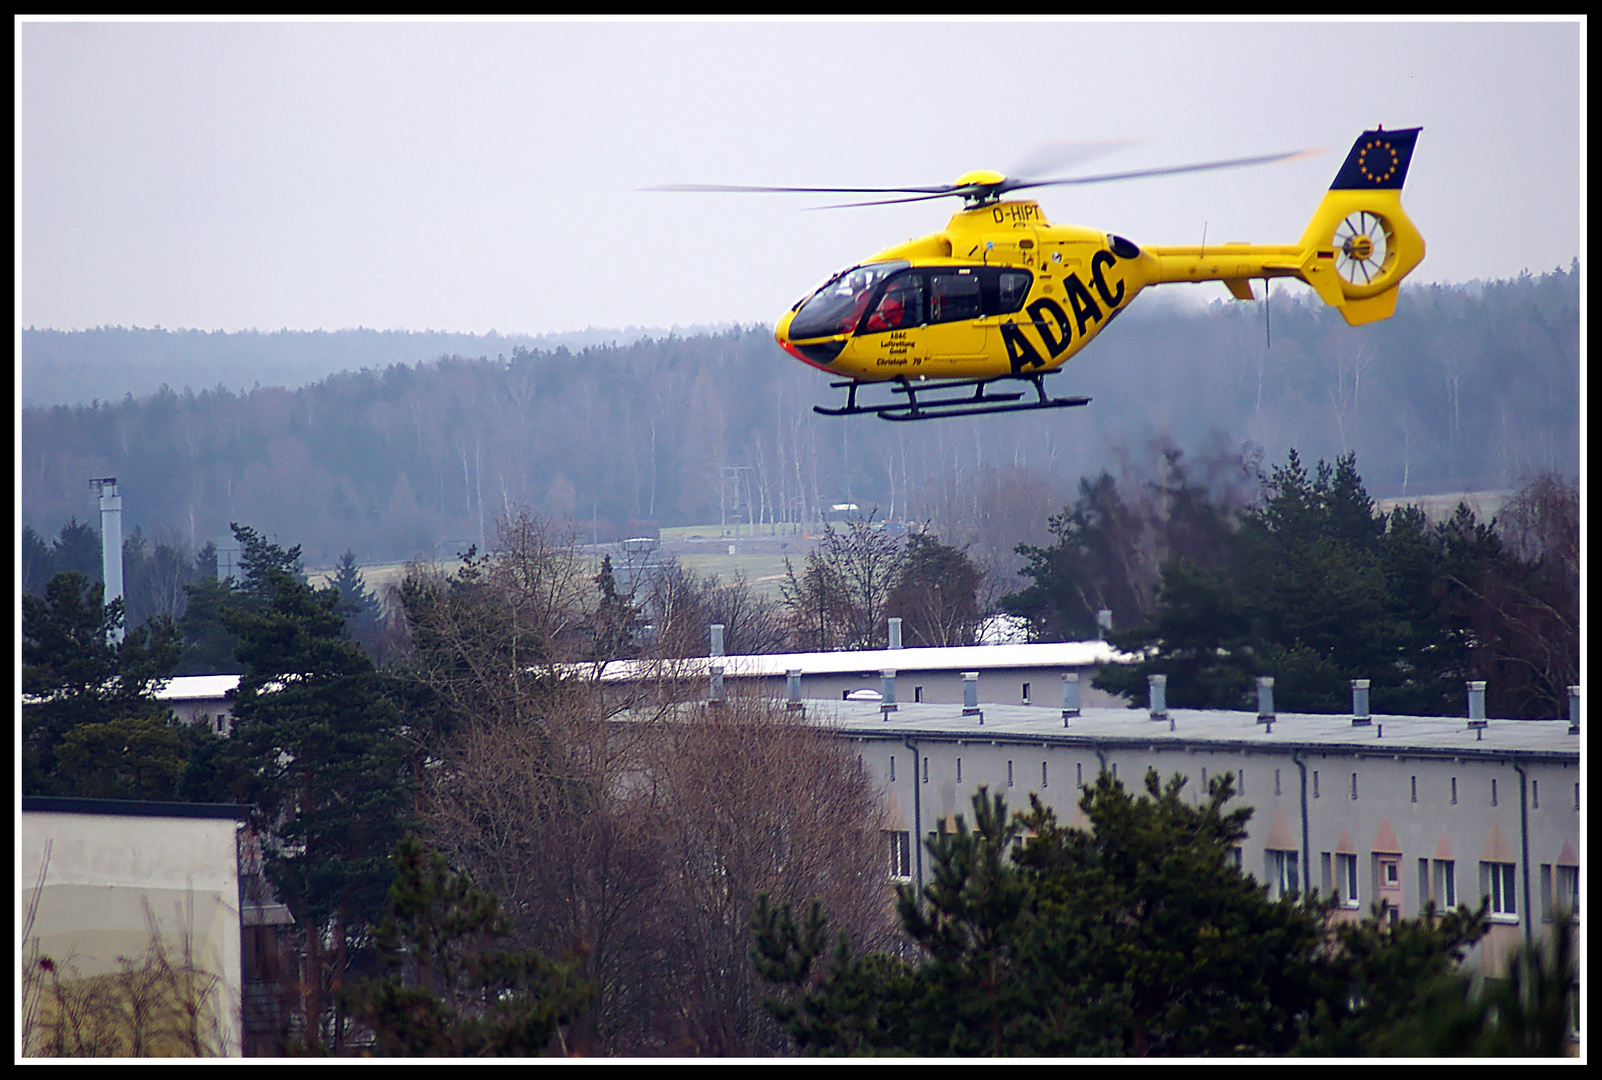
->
1297, 127, 1424, 325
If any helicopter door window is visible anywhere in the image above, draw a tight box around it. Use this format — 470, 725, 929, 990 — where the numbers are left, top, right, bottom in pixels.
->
929, 272, 983, 324
862, 274, 925, 333
789, 260, 910, 340
993, 270, 1032, 314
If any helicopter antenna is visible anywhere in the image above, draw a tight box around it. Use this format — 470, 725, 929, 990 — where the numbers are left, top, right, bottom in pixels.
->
1199, 220, 1207, 260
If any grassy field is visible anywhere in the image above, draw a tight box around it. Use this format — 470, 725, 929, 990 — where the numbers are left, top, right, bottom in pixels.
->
314, 493, 1513, 603
1375, 490, 1513, 523
307, 537, 810, 603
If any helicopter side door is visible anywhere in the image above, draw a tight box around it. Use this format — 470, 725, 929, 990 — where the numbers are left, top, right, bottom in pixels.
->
922, 269, 989, 365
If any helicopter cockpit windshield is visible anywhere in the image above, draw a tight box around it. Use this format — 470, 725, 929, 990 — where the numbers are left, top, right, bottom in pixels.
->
788, 261, 910, 340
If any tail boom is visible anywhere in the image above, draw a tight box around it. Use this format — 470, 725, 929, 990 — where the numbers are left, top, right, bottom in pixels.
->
1145, 128, 1424, 325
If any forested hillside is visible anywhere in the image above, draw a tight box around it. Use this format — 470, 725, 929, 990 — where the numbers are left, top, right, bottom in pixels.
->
20, 265, 1578, 567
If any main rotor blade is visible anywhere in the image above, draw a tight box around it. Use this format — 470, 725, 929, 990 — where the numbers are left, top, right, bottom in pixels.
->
645, 182, 958, 196
807, 191, 976, 210
1007, 138, 1140, 182
1001, 148, 1325, 193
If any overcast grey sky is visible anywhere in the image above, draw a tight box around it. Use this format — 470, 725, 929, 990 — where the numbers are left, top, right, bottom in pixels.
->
16, 17, 1584, 336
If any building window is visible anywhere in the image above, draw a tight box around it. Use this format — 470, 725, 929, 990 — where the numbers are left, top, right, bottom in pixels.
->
1022, 681, 1031, 704
1411, 775, 1417, 803
914, 685, 923, 703
1576, 783, 1581, 811
1320, 852, 1332, 895
1239, 769, 1245, 795
1313, 770, 1319, 799
1351, 772, 1359, 800
956, 757, 962, 783
1336, 853, 1359, 908
1555, 864, 1579, 919
1482, 861, 1517, 919
1201, 767, 1208, 789
1077, 762, 1083, 787
885, 831, 911, 880
1532, 780, 1539, 808
1007, 760, 1014, 787
1041, 761, 1048, 788
1451, 777, 1458, 805
1434, 859, 1457, 908
922, 757, 929, 783
1275, 769, 1282, 796
890, 756, 896, 783
1268, 849, 1299, 899
1491, 778, 1498, 807
1419, 858, 1431, 905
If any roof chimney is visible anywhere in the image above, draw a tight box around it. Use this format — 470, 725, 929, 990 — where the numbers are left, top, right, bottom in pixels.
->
91, 478, 124, 645
1148, 674, 1168, 722
1257, 676, 1275, 723
1351, 679, 1371, 726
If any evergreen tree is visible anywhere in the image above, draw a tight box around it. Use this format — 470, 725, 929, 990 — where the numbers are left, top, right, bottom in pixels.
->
756, 770, 1496, 1057
341, 836, 589, 1056
22, 571, 189, 799
224, 562, 413, 1051
887, 531, 984, 647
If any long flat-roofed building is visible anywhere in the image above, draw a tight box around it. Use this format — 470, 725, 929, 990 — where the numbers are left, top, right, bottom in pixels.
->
820, 692, 1579, 983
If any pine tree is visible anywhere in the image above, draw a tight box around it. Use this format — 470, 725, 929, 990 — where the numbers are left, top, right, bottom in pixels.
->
224, 563, 413, 1051
22, 571, 188, 798
341, 836, 589, 1056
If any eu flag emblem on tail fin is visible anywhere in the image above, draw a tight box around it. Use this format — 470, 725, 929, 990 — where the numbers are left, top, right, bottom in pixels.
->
1330, 127, 1421, 190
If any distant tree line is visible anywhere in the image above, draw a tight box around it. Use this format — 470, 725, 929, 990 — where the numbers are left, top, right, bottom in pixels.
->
20, 266, 1578, 568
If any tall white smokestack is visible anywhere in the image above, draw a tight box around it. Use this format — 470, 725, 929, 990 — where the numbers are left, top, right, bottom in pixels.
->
91, 478, 124, 645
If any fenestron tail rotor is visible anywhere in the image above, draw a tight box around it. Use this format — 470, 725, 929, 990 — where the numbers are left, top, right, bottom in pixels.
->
1333, 211, 1394, 285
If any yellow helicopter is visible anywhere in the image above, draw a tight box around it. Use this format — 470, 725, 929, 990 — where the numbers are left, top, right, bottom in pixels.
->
658, 127, 1423, 421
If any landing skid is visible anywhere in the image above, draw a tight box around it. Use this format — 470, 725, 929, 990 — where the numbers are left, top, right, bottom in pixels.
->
813, 372, 1090, 422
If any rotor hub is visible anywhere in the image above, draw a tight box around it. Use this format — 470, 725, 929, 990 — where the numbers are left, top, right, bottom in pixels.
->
1344, 235, 1374, 260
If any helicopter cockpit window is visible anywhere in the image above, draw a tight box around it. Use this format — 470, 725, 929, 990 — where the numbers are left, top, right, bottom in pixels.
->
863, 273, 925, 333
789, 261, 910, 340
995, 271, 1031, 314
929, 272, 982, 324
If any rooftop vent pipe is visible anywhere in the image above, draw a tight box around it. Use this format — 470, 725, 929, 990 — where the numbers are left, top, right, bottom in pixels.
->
962, 672, 981, 719
1569, 686, 1580, 736
1351, 679, 1371, 726
1062, 672, 1080, 725
1467, 680, 1489, 739
1257, 676, 1275, 723
881, 669, 898, 715
888, 617, 903, 650
1148, 674, 1168, 722
787, 669, 803, 711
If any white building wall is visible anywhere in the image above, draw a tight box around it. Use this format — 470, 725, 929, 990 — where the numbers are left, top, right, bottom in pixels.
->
20, 804, 245, 1057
